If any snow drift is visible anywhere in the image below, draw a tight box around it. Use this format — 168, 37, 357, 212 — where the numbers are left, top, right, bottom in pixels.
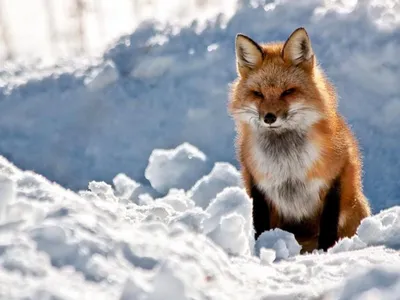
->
0, 146, 399, 299
0, 0, 400, 214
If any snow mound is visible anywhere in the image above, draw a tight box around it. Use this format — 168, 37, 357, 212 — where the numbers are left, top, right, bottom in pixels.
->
203, 187, 254, 256
357, 206, 400, 249
255, 229, 302, 261
188, 162, 243, 209
112, 173, 141, 199
145, 143, 209, 194
330, 206, 400, 254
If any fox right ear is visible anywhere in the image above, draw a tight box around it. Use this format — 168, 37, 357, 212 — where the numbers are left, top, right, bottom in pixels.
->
235, 34, 263, 77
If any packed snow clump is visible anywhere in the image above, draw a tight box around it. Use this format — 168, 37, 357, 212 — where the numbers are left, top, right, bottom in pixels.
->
156, 189, 195, 212
145, 143, 209, 194
202, 187, 254, 256
188, 162, 242, 209
255, 228, 302, 261
330, 206, 400, 254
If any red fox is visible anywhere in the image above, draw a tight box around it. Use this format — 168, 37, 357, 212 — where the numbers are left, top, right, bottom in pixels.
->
228, 28, 371, 252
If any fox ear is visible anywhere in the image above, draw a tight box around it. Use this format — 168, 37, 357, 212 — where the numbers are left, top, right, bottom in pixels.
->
235, 34, 263, 76
282, 28, 314, 68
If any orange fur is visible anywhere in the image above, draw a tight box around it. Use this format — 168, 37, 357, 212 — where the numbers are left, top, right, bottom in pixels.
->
229, 28, 371, 252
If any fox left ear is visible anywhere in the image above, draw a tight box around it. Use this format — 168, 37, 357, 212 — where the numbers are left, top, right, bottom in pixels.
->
235, 34, 264, 77
282, 28, 314, 68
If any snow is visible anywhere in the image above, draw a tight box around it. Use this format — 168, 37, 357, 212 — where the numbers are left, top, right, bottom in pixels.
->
0, 0, 238, 65
1, 0, 399, 214
329, 206, 400, 254
203, 187, 254, 256
188, 162, 242, 209
0, 150, 399, 299
259, 248, 276, 265
0, 175, 15, 222
145, 143, 209, 194
1, 0, 400, 298
325, 264, 400, 300
84, 60, 119, 91
255, 229, 302, 261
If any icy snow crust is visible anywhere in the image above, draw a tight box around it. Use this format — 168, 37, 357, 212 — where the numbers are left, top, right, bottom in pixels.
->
1, 0, 400, 213
0, 146, 400, 299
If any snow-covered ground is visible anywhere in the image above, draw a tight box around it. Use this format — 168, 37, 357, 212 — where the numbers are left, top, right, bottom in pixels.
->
1, 0, 400, 298
0, 147, 400, 299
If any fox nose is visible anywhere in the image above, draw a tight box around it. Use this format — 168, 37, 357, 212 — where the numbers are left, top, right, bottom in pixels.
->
264, 113, 277, 124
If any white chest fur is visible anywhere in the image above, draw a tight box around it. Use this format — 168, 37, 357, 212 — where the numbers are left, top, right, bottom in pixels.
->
250, 133, 325, 220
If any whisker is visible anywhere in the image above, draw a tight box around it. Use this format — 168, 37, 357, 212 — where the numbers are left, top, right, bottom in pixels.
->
241, 105, 259, 113
232, 109, 259, 116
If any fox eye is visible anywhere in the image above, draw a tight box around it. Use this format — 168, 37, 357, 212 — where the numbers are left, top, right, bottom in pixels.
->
252, 91, 263, 98
281, 88, 296, 97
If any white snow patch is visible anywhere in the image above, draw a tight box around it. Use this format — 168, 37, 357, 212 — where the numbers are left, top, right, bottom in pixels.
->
145, 143, 208, 194
259, 248, 276, 265
330, 206, 400, 254
112, 173, 141, 199
203, 187, 254, 256
188, 162, 242, 209
157, 189, 195, 212
325, 264, 400, 300
0, 175, 16, 223
255, 228, 302, 261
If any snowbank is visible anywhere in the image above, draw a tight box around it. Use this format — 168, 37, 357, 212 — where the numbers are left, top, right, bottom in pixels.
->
1, 0, 399, 214
0, 152, 400, 299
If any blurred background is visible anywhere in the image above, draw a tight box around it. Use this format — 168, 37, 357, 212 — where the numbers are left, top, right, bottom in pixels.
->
0, 0, 237, 65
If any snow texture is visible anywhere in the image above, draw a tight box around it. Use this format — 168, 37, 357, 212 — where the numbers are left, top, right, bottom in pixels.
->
203, 187, 254, 256
145, 143, 208, 194
255, 228, 302, 261
1, 0, 399, 215
0, 153, 399, 299
1, 0, 400, 299
188, 162, 242, 209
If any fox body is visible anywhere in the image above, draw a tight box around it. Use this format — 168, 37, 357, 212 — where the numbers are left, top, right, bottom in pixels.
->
228, 28, 371, 252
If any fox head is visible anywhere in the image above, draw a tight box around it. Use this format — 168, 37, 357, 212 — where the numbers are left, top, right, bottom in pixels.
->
229, 28, 335, 134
